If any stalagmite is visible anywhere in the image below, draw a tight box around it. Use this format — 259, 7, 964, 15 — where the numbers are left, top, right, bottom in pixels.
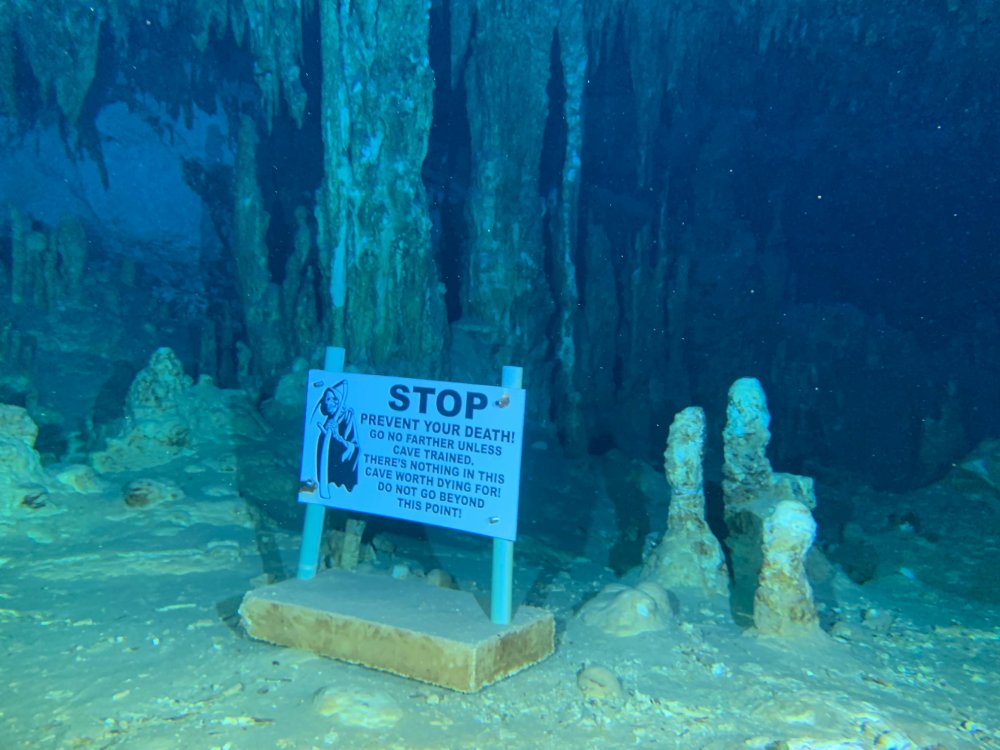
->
54, 216, 88, 303
722, 378, 817, 623
753, 500, 821, 638
642, 407, 729, 601
9, 207, 28, 306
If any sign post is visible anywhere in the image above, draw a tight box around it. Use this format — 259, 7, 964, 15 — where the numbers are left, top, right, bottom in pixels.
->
490, 365, 522, 624
241, 350, 552, 692
294, 348, 527, 621
295, 346, 344, 580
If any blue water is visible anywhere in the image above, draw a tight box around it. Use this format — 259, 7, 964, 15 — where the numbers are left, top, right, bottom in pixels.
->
1, 3, 998, 748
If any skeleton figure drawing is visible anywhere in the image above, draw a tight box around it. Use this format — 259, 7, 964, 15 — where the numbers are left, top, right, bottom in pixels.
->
312, 380, 360, 497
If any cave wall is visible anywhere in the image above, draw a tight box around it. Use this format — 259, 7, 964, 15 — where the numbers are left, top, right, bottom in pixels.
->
0, 0, 998, 487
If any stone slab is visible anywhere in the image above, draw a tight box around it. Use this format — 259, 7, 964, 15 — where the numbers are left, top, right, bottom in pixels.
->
239, 570, 554, 692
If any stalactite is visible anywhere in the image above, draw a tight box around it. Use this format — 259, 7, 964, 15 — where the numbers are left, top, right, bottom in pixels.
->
16, 3, 102, 123
239, 0, 308, 129
189, 0, 229, 52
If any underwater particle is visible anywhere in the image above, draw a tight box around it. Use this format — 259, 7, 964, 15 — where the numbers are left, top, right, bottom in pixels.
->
576, 665, 624, 704
312, 686, 403, 728
121, 478, 184, 508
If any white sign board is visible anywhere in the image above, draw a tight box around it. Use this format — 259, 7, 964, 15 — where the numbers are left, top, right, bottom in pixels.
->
297, 370, 527, 541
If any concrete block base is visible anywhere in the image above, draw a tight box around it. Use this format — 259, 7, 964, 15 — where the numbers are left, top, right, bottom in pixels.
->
239, 570, 554, 692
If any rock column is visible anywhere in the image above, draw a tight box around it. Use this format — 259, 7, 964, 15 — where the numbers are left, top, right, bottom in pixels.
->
722, 377, 817, 623
234, 116, 285, 381
753, 500, 821, 637
316, 0, 446, 376
450, 0, 557, 381
642, 407, 729, 601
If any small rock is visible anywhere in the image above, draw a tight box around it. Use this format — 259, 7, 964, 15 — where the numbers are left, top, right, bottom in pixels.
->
579, 581, 673, 636
0, 404, 39, 447
577, 665, 624, 704
313, 686, 403, 728
53, 464, 103, 494
426, 568, 456, 589
372, 533, 397, 554
390, 563, 413, 580
122, 478, 183, 508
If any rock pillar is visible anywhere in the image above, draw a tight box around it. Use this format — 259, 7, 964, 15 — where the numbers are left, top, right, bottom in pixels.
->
722, 378, 816, 623
642, 407, 729, 602
316, 0, 446, 377
753, 500, 821, 638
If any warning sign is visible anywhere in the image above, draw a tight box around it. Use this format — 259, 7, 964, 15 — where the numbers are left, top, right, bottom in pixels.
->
297, 370, 527, 541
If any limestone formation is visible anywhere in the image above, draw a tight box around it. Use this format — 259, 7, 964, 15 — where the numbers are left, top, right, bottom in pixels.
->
125, 348, 194, 423
315, 0, 446, 376
233, 115, 285, 381
0, 403, 38, 447
947, 437, 1000, 498
0, 14, 14, 116
337, 517, 367, 571
17, 3, 101, 122
576, 665, 624, 704
51, 464, 103, 494
54, 216, 88, 302
9, 207, 28, 305
549, 1, 588, 453
579, 581, 673, 637
27, 230, 52, 309
722, 377, 817, 622
0, 404, 49, 516
312, 686, 403, 729
425, 569, 457, 590
0, 317, 36, 379
91, 348, 264, 473
642, 406, 729, 601
8, 209, 89, 310
121, 478, 184, 508
445, 0, 558, 394
753, 500, 821, 637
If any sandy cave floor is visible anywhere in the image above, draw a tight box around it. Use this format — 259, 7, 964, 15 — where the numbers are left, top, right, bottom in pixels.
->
1, 439, 999, 750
